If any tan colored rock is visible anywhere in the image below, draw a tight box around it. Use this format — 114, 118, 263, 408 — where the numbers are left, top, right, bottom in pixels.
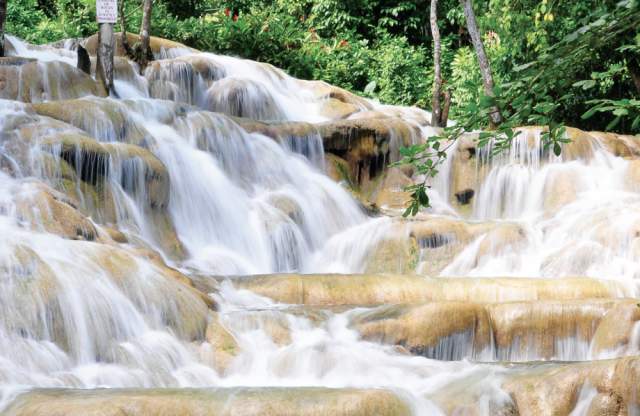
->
4, 387, 412, 416
301, 80, 374, 111
543, 169, 580, 214
586, 393, 622, 416
206, 78, 286, 120
318, 117, 418, 189
14, 181, 98, 241
369, 168, 412, 210
353, 302, 491, 359
237, 116, 418, 190
449, 133, 485, 213
325, 153, 353, 185
85, 243, 212, 340
0, 244, 63, 343
475, 223, 527, 260
145, 56, 226, 104
39, 133, 170, 208
488, 299, 616, 359
205, 312, 239, 374
31, 99, 152, 146
0, 58, 103, 102
364, 234, 419, 275
319, 98, 359, 120
84, 32, 195, 57
234, 274, 626, 306
504, 356, 640, 416
591, 301, 640, 357
626, 160, 640, 192
590, 131, 640, 159
353, 299, 628, 361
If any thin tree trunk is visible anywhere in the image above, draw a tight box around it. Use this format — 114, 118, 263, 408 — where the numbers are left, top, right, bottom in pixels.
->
0, 0, 6, 57
430, 0, 443, 127
119, 0, 133, 58
460, 0, 502, 126
441, 89, 452, 126
138, 0, 153, 72
628, 58, 640, 96
97, 22, 115, 95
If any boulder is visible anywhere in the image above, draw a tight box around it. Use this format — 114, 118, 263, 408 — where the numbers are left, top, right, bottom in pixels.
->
85, 243, 212, 340
146, 56, 226, 104
504, 356, 640, 416
39, 133, 170, 209
319, 98, 359, 120
13, 181, 98, 241
31, 99, 152, 145
0, 57, 103, 103
353, 302, 492, 360
300, 80, 374, 111
591, 301, 640, 357
206, 78, 287, 121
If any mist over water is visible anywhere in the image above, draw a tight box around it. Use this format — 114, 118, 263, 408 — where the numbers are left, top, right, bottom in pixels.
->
1, 36, 639, 414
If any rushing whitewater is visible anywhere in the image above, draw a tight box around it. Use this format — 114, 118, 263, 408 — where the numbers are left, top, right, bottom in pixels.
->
1, 35, 640, 415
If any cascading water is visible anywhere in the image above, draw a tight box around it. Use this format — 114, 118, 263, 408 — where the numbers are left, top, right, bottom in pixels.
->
1, 35, 640, 416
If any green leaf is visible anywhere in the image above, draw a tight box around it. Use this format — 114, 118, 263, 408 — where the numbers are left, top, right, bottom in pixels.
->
572, 79, 596, 90
606, 116, 621, 131
553, 142, 562, 157
416, 187, 429, 207
613, 108, 629, 116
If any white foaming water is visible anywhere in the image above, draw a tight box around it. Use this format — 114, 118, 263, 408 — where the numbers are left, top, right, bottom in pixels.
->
210, 281, 512, 416
440, 131, 640, 291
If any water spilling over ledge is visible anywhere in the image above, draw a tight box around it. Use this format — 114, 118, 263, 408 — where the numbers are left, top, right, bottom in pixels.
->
0, 33, 639, 415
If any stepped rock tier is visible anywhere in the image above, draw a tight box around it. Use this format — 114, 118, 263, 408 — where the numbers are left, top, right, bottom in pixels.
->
0, 33, 639, 415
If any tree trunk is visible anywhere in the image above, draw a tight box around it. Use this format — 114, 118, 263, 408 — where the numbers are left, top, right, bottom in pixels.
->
96, 22, 115, 95
628, 58, 640, 96
460, 0, 502, 126
430, 0, 443, 127
138, 0, 153, 72
0, 0, 6, 57
441, 89, 452, 127
119, 0, 133, 58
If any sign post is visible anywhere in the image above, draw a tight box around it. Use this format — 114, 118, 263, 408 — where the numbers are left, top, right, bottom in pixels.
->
96, 0, 116, 94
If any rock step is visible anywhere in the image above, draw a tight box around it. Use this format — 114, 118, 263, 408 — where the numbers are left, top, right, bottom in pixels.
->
351, 299, 640, 361
232, 274, 630, 305
427, 356, 640, 415
3, 387, 411, 416
5, 357, 640, 416
500, 356, 640, 416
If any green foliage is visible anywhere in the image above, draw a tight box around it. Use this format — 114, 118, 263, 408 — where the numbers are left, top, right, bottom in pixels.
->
583, 98, 640, 133
5, 0, 639, 132
397, 0, 639, 215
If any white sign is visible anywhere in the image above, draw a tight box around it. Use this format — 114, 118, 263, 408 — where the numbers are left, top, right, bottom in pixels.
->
96, 0, 117, 24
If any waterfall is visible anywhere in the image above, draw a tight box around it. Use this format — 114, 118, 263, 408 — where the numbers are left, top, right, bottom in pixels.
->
1, 36, 640, 415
